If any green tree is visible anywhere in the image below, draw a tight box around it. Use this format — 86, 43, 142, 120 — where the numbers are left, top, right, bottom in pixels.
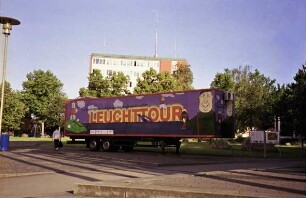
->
79, 69, 130, 97
290, 64, 306, 148
173, 62, 193, 91
211, 66, 276, 132
0, 82, 27, 133
79, 87, 91, 97
43, 95, 66, 131
134, 68, 160, 94
159, 72, 178, 92
210, 69, 235, 92
109, 72, 131, 96
22, 70, 66, 133
272, 84, 294, 136
134, 68, 179, 94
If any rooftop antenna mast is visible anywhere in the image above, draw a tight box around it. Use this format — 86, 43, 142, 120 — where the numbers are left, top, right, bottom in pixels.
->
174, 38, 177, 58
103, 35, 106, 48
154, 10, 158, 57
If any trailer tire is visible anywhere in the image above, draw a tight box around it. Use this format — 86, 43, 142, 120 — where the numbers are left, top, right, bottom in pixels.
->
89, 138, 100, 151
102, 140, 112, 152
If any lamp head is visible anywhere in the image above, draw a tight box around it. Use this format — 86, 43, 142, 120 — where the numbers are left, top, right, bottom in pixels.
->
0, 16, 20, 35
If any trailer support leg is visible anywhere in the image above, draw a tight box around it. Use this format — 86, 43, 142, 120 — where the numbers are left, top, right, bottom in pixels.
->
160, 140, 166, 155
175, 141, 181, 155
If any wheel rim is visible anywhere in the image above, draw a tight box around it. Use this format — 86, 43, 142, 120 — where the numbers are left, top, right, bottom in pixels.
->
90, 141, 97, 149
103, 141, 110, 150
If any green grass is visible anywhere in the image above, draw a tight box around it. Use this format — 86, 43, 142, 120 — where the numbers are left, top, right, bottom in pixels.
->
9, 136, 52, 141
190, 142, 305, 158
9, 136, 70, 142
135, 141, 306, 158
275, 145, 306, 158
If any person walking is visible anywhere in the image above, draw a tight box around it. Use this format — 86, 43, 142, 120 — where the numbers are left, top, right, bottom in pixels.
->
52, 128, 61, 151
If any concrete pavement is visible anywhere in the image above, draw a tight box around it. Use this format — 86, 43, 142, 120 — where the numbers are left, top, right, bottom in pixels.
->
75, 167, 306, 198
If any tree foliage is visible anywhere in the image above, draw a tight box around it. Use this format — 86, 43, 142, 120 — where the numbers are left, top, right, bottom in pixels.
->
211, 66, 276, 132
79, 69, 130, 97
22, 70, 66, 131
272, 84, 294, 136
159, 72, 178, 92
210, 69, 235, 92
109, 72, 131, 96
290, 64, 306, 143
43, 95, 66, 130
134, 68, 178, 94
173, 62, 193, 91
0, 82, 27, 132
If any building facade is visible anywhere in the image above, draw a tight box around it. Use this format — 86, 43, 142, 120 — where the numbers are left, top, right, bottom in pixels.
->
89, 53, 188, 92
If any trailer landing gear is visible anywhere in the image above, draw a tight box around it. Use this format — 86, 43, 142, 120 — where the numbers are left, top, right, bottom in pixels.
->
176, 141, 181, 155
159, 139, 181, 155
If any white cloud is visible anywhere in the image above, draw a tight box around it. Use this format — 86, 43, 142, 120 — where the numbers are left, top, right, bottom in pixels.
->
77, 100, 85, 108
88, 105, 98, 110
162, 94, 175, 98
113, 99, 123, 108
159, 104, 166, 109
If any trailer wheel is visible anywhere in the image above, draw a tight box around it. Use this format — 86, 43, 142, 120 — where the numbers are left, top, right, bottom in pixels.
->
102, 140, 112, 152
89, 138, 100, 151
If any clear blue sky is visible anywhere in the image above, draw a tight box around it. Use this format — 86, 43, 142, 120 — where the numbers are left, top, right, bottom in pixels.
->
0, 0, 305, 98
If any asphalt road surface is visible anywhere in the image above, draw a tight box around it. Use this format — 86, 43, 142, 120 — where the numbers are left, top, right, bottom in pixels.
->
0, 143, 305, 198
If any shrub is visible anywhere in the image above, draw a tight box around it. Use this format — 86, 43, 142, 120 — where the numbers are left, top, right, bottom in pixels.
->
212, 139, 231, 150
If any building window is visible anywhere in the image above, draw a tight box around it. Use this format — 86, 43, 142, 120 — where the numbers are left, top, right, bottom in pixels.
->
107, 70, 116, 76
134, 71, 140, 77
107, 70, 111, 76
93, 58, 105, 64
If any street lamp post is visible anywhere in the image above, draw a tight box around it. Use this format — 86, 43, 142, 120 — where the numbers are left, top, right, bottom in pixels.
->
0, 16, 20, 134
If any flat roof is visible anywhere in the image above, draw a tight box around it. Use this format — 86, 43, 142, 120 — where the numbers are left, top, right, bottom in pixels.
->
91, 53, 187, 62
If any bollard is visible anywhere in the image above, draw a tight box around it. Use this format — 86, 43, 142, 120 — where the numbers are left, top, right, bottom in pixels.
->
0, 134, 10, 151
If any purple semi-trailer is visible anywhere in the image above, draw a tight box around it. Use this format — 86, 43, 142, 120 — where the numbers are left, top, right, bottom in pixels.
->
64, 88, 234, 153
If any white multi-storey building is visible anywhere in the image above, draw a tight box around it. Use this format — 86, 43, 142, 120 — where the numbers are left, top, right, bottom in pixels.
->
89, 53, 188, 92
